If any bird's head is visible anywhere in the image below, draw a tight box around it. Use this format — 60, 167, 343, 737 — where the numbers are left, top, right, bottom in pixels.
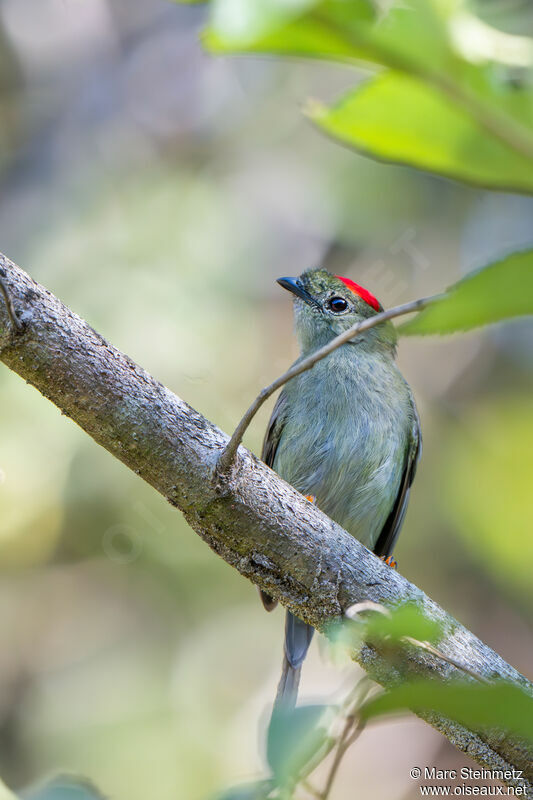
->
277, 268, 397, 354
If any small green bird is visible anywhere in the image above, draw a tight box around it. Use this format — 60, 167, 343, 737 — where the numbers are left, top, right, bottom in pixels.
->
260, 269, 421, 707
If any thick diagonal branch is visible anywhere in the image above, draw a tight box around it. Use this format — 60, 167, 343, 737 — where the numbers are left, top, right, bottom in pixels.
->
0, 253, 532, 794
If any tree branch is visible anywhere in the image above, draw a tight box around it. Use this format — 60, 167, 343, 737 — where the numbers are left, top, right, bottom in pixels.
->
0, 253, 532, 794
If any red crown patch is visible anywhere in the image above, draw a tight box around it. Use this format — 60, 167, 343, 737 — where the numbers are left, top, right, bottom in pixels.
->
335, 275, 380, 312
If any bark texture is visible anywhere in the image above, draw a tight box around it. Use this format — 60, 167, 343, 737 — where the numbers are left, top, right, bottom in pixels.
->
0, 253, 532, 794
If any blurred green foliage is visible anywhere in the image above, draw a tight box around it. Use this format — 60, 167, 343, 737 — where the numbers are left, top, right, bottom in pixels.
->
361, 680, 533, 742
22, 777, 106, 800
200, 0, 533, 192
266, 704, 333, 788
327, 602, 444, 659
213, 780, 274, 800
188, 0, 533, 332
349, 602, 444, 646
440, 397, 533, 602
308, 73, 533, 193
212, 601, 533, 798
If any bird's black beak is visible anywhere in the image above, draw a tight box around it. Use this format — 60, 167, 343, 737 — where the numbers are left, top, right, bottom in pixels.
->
277, 277, 321, 309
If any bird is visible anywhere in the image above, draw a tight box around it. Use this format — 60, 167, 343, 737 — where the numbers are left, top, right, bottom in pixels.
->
260, 268, 421, 709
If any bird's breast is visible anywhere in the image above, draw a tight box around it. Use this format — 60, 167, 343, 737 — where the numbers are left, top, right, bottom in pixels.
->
273, 349, 411, 549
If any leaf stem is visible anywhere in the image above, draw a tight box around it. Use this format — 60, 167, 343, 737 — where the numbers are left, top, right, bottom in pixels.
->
319, 718, 365, 800
403, 637, 490, 684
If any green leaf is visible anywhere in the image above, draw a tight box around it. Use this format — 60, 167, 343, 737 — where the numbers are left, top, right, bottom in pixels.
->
401, 249, 533, 335
363, 603, 444, 645
330, 602, 443, 657
204, 0, 451, 72
204, 15, 357, 61
308, 72, 533, 193
360, 680, 533, 743
208, 0, 320, 47
22, 777, 106, 800
204, 0, 533, 191
203, 0, 533, 85
212, 780, 274, 799
266, 704, 333, 786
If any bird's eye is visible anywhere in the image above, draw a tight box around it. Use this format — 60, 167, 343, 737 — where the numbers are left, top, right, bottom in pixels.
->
327, 296, 349, 313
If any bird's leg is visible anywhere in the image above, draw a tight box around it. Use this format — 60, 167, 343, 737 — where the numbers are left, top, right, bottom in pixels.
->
305, 494, 317, 504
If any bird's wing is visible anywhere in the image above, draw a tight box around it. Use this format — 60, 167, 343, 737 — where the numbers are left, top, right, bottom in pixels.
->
261, 389, 288, 469
373, 394, 422, 558
259, 390, 289, 611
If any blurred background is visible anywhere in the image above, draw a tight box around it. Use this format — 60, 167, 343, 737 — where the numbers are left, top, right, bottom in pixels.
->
0, 1, 532, 798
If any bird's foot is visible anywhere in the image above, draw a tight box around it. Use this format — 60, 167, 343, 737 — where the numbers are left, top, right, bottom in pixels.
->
381, 555, 398, 569
304, 494, 317, 504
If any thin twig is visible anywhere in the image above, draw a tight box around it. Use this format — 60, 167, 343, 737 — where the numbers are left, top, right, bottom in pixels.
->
301, 779, 322, 799
341, 674, 374, 713
403, 637, 490, 684
313, 676, 372, 800
217, 293, 439, 474
319, 719, 365, 800
0, 275, 24, 333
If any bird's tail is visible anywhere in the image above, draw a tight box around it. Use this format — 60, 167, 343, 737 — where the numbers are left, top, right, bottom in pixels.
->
274, 611, 314, 710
